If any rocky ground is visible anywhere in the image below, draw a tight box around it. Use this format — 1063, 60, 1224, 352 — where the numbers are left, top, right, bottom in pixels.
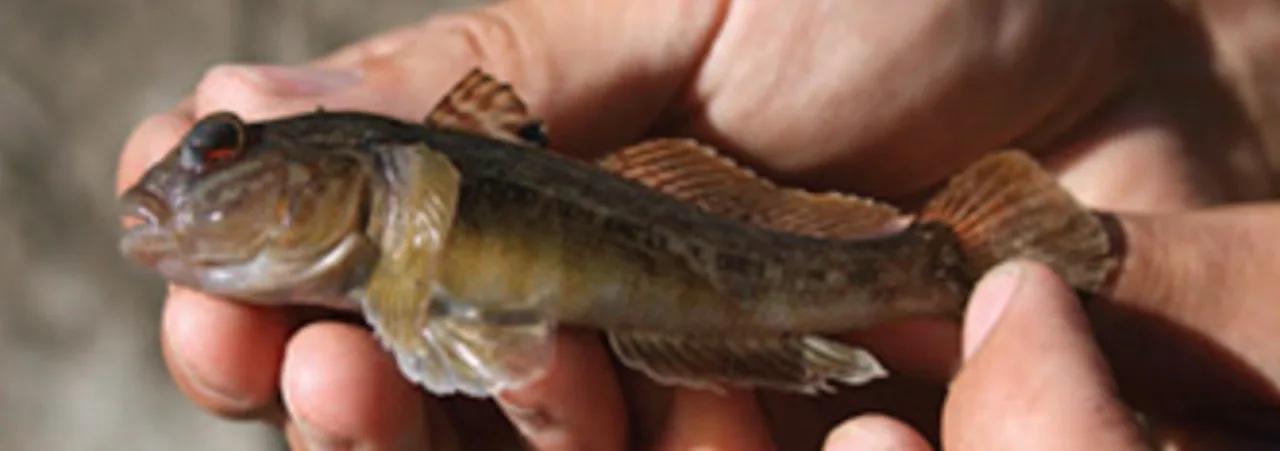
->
0, 0, 485, 449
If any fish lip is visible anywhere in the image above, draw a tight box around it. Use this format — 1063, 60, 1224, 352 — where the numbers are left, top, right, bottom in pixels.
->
118, 187, 172, 231
118, 187, 180, 267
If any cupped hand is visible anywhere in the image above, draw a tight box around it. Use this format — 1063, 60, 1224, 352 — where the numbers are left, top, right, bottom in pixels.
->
115, 0, 1280, 449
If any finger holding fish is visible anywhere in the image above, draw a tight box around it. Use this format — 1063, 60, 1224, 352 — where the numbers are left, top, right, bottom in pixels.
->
279, 321, 432, 450
160, 286, 291, 421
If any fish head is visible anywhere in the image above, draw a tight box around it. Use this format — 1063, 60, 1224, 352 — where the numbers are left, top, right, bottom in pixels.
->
119, 111, 379, 307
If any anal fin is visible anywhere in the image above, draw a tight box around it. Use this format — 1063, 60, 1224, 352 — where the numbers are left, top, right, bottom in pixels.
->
425, 68, 550, 148
598, 139, 908, 240
607, 331, 887, 395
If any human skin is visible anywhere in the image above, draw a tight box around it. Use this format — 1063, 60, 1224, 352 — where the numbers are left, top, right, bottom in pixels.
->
115, 0, 1280, 449
827, 259, 1154, 451
830, 259, 1280, 451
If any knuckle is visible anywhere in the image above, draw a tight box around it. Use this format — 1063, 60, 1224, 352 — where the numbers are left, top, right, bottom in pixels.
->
420, 7, 531, 82
192, 64, 282, 120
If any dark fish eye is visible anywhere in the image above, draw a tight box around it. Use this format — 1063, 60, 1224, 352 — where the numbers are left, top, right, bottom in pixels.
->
179, 111, 247, 171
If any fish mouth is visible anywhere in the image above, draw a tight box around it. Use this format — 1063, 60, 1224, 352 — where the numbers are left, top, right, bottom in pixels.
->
118, 188, 179, 267
120, 188, 171, 229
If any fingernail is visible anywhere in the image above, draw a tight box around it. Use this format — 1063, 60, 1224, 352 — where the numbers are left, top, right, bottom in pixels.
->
294, 414, 354, 451
237, 65, 362, 96
962, 261, 1025, 359
170, 350, 256, 411
279, 374, 353, 451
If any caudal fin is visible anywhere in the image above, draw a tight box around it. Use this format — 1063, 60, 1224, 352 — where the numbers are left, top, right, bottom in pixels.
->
920, 151, 1119, 292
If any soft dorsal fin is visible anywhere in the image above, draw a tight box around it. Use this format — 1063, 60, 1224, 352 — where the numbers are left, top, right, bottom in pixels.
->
425, 68, 550, 148
597, 139, 907, 239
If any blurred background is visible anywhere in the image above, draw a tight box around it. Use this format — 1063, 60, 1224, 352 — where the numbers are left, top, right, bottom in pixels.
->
0, 0, 487, 449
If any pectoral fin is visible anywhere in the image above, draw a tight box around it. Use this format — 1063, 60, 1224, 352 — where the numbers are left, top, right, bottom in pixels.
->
380, 294, 556, 398
425, 68, 550, 148
359, 143, 551, 398
607, 330, 887, 395
597, 139, 908, 239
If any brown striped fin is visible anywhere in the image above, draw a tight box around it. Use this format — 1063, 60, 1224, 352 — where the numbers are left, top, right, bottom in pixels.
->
597, 139, 908, 240
425, 68, 550, 148
607, 331, 887, 395
920, 150, 1119, 291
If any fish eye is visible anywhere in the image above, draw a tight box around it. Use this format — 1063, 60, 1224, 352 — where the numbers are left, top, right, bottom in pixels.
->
179, 111, 247, 171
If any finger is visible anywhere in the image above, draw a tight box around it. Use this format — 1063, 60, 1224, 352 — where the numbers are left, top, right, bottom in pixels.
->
161, 286, 291, 420
184, 0, 728, 157
943, 260, 1149, 451
312, 22, 430, 69
1098, 206, 1280, 411
650, 388, 773, 451
495, 331, 626, 451
823, 413, 934, 451
280, 321, 429, 451
756, 378, 947, 448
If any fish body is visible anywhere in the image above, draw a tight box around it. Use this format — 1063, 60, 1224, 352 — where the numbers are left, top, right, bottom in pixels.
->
421, 119, 968, 332
119, 69, 1118, 397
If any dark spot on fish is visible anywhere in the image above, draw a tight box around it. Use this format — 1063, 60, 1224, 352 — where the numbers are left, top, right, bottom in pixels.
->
516, 122, 549, 147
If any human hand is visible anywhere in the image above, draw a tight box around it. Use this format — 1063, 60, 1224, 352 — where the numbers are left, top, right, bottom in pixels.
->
825, 260, 1278, 451
115, 0, 1280, 449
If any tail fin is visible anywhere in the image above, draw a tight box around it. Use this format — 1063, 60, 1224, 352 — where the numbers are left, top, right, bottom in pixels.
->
920, 151, 1119, 292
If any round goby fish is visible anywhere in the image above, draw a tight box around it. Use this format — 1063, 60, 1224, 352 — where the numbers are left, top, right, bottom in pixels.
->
119, 69, 1119, 398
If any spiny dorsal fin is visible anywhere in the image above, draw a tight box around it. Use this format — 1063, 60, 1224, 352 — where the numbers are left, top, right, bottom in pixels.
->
607, 330, 887, 395
920, 151, 1118, 291
425, 68, 550, 148
598, 139, 907, 239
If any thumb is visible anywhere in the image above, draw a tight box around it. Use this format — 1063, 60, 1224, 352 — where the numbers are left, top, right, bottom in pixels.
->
943, 260, 1149, 451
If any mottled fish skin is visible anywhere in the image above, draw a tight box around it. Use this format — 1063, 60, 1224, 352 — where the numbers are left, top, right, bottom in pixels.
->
189, 111, 969, 330
431, 131, 972, 333
120, 70, 1118, 398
